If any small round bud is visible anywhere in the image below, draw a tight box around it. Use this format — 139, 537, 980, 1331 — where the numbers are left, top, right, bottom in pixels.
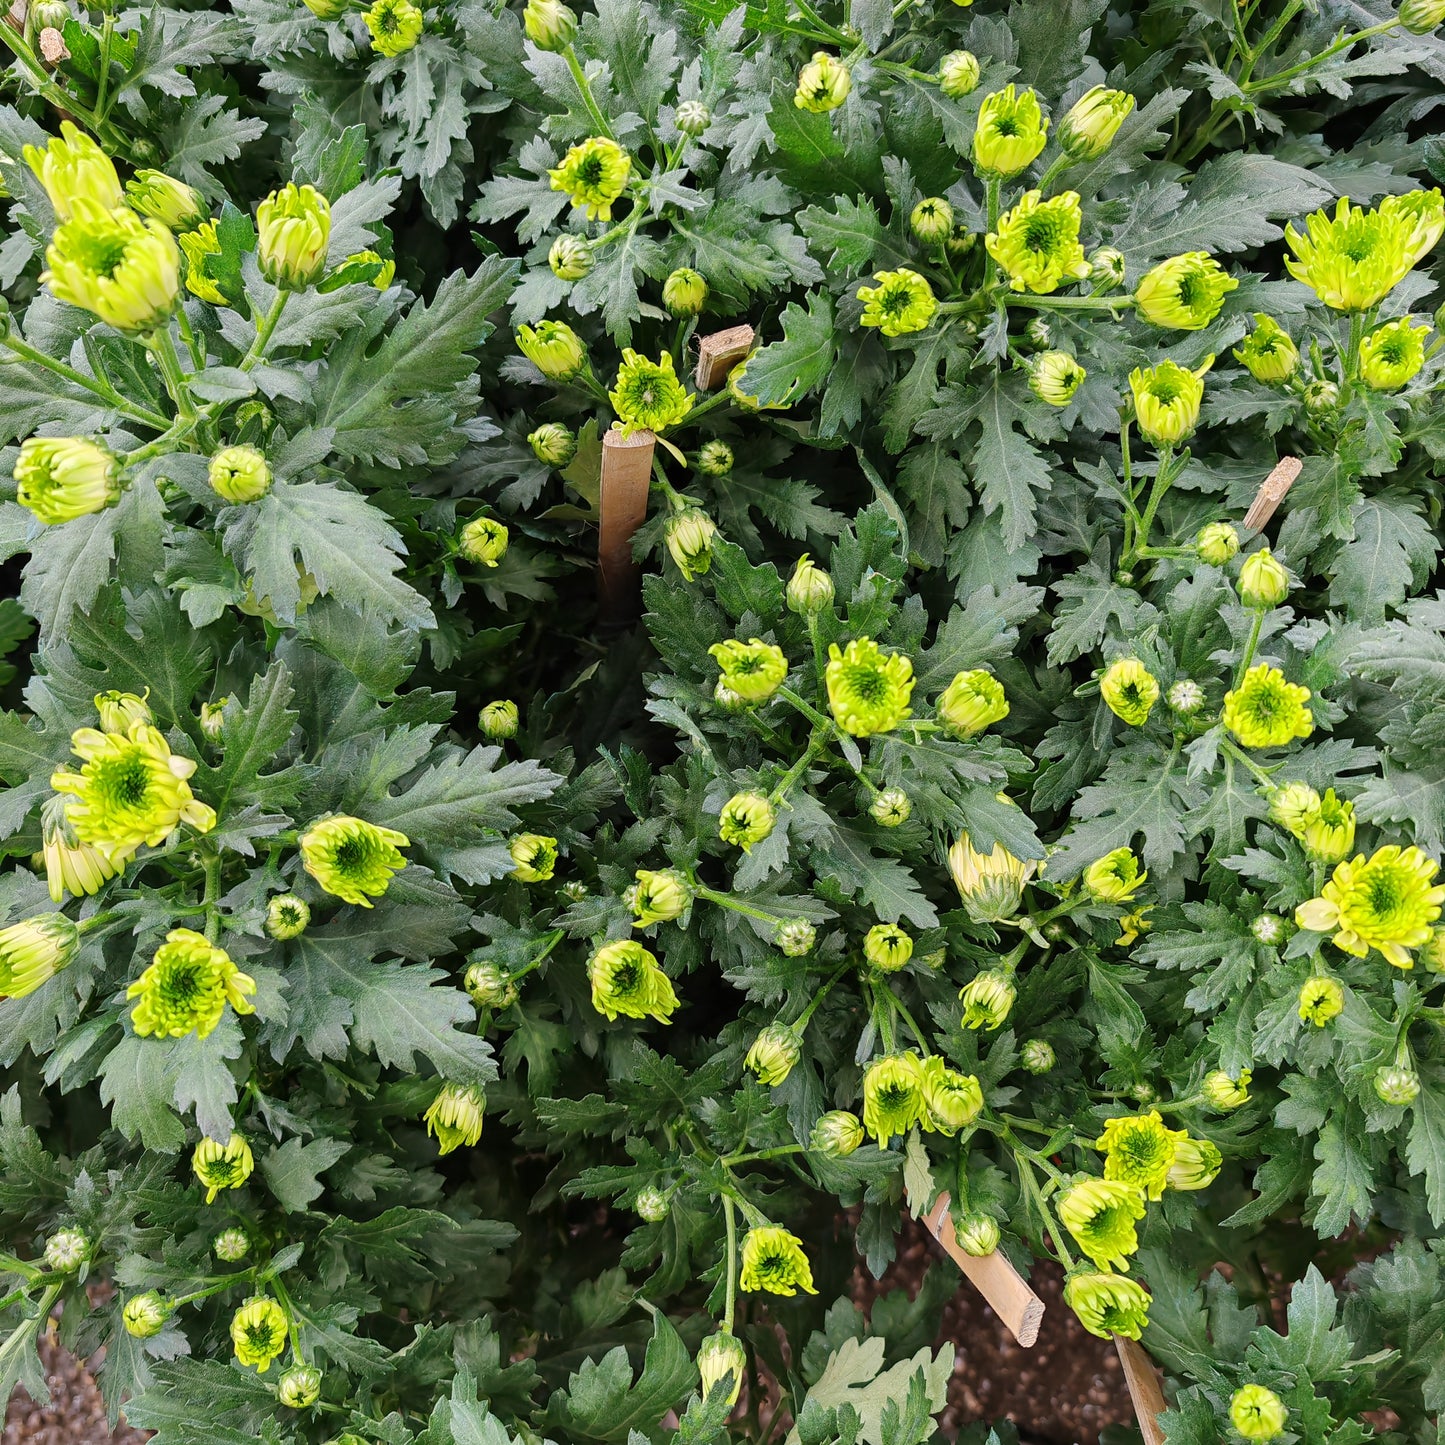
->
209, 445, 272, 504
1237, 547, 1290, 610
561, 880, 588, 902
465, 960, 519, 1009
955, 1213, 1000, 1257
479, 699, 520, 739
1024, 316, 1052, 349
1298, 975, 1344, 1027
548, 234, 593, 281
1021, 1038, 1055, 1074
696, 1331, 747, 1406
256, 183, 331, 290
199, 698, 229, 740
522, 0, 577, 50
938, 669, 1008, 737
528, 422, 576, 466
213, 1227, 251, 1262
663, 267, 708, 317
1304, 378, 1339, 414
910, 197, 954, 245
1089, 247, 1126, 289
786, 553, 835, 614
794, 51, 851, 112
123, 1291, 169, 1338
635, 1185, 670, 1222
810, 1110, 864, 1157
718, 791, 774, 851
303, 0, 348, 15
959, 969, 1016, 1031
863, 922, 913, 972
675, 100, 712, 137
745, 1023, 802, 1085
938, 50, 980, 98
945, 223, 975, 257
694, 439, 733, 476
509, 833, 558, 883
278, 1365, 323, 1409
631, 868, 691, 926
1234, 314, 1299, 383
43, 1228, 89, 1273
1029, 351, 1086, 407
714, 680, 747, 711
1167, 679, 1204, 714
870, 788, 911, 827
458, 516, 510, 567
775, 918, 816, 956
30, 1, 71, 28
1375, 1064, 1420, 1107
1130, 1080, 1157, 1104
1229, 1384, 1288, 1442
666, 509, 717, 582
1203, 1068, 1251, 1111
1195, 521, 1240, 566
265, 894, 311, 940
1399, 0, 1445, 34
15, 437, 120, 526
1251, 913, 1285, 946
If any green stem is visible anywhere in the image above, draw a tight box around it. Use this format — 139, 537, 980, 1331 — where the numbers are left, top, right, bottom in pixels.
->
240, 291, 289, 374
1034, 154, 1075, 194
793, 962, 852, 1033
1124, 443, 1177, 568
1247, 20, 1398, 92
768, 727, 830, 805
149, 326, 198, 422
721, 1195, 739, 1332
1233, 607, 1266, 687
94, 13, 115, 121
885, 988, 932, 1055
0, 331, 170, 431
510, 930, 565, 982
1017, 1156, 1075, 1269
693, 884, 785, 928
982, 177, 1001, 288
202, 852, 222, 943
723, 1145, 807, 1168
1007, 293, 1132, 313
564, 46, 617, 142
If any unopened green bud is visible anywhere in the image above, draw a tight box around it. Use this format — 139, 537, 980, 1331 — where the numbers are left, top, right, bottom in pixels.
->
465, 960, 519, 1009
279, 1365, 323, 1409
209, 445, 271, 504
126, 170, 206, 232
946, 223, 975, 257
1196, 521, 1239, 565
696, 1331, 747, 1406
95, 689, 152, 733
694, 439, 733, 476
528, 422, 576, 466
1251, 913, 1285, 946
303, 0, 348, 15
938, 669, 1008, 737
199, 698, 228, 740
1021, 1038, 1055, 1074
479, 699, 520, 739
795, 51, 851, 112
666, 508, 717, 581
863, 922, 913, 972
459, 516, 509, 567
631, 868, 690, 925
516, 320, 586, 378
870, 788, 911, 827
123, 1292, 169, 1338
213, 1227, 251, 1262
1057, 86, 1134, 160
29, 1, 70, 28
810, 1110, 864, 1157
256, 183, 330, 290
675, 100, 712, 137
1237, 546, 1290, 609
746, 1022, 802, 1085
775, 918, 816, 956
955, 1213, 1000, 1256
1230, 1384, 1288, 1442
265, 894, 310, 940
1203, 1069, 1250, 1111
1298, 974, 1344, 1026
910, 197, 954, 245
1024, 316, 1052, 349
1234, 314, 1298, 383
523, 0, 577, 50
938, 50, 980, 98
959, 969, 1015, 1030
786, 553, 834, 614
548, 234, 593, 281
1399, 0, 1445, 33
719, 791, 775, 851
15, 437, 120, 526
1029, 351, 1086, 406
635, 1185, 671, 1222
43, 1227, 89, 1273
1089, 247, 1126, 289
1304, 378, 1339, 414
662, 267, 708, 317
1167, 679, 1204, 714
1375, 1064, 1420, 1106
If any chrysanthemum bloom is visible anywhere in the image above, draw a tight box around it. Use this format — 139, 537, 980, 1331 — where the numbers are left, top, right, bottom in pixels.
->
695, 440, 734, 476
826, 639, 914, 737
549, 234, 592, 280
1129, 356, 1211, 446
1095, 1110, 1185, 1200
256, 182, 330, 290
1222, 664, 1313, 749
213, 1227, 251, 1262
458, 516, 509, 568
52, 724, 215, 865
23, 121, 123, 221
1233, 314, 1298, 382
810, 1110, 864, 1156
265, 894, 309, 940
1380, 187, 1444, 265
662, 267, 707, 317
631, 868, 689, 926
1064, 1271, 1151, 1340
1029, 351, 1086, 406
870, 789, 911, 827
1298, 974, 1344, 1026
1238, 547, 1290, 609
43, 1227, 89, 1273
208, 445, 272, 504
1084, 847, 1146, 904
1360, 317, 1429, 391
959, 968, 1016, 1031
231, 1295, 288, 1372
1285, 196, 1423, 310
94, 690, 151, 734
1100, 657, 1159, 726
863, 922, 913, 972
857, 268, 937, 336
956, 1213, 1001, 1256
128, 928, 256, 1039
697, 1331, 747, 1406
937, 669, 1009, 737
610, 349, 693, 434
192, 1132, 255, 1203
938, 50, 980, 98
1301, 789, 1355, 865
508, 833, 558, 882
1057, 86, 1134, 160
40, 797, 117, 902
1268, 781, 1319, 835
862, 1051, 926, 1144
1058, 1178, 1146, 1270
910, 197, 954, 245
423, 1081, 486, 1153
363, 0, 423, 55
587, 939, 678, 1022
973, 85, 1049, 177
1203, 1068, 1251, 1110
745, 1023, 801, 1086
776, 918, 816, 956
1296, 844, 1445, 968
43, 197, 179, 334
920, 1056, 984, 1134
298, 815, 409, 905
1167, 1136, 1222, 1190
179, 220, 227, 305
0, 914, 79, 998
1135, 252, 1238, 330
123, 1292, 169, 1338
794, 51, 850, 112
277, 1365, 322, 1409
523, 0, 576, 50
1089, 246, 1126, 287
709, 639, 788, 704
517, 319, 586, 378
1022, 1038, 1055, 1073
549, 136, 632, 220
948, 833, 1035, 922
986, 191, 1090, 295
740, 1225, 817, 1295
719, 791, 775, 851
1229, 1384, 1288, 1442
1375, 1063, 1420, 1106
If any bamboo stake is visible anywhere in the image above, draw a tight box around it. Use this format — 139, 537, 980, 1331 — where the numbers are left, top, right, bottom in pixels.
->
1113, 1334, 1168, 1445
597, 427, 655, 622
923, 1194, 1044, 1347
695, 324, 754, 391
1242, 455, 1302, 531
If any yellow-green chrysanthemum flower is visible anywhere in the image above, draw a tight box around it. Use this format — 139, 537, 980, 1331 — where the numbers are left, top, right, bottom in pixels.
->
1381, 187, 1445, 266
1100, 657, 1159, 726
948, 833, 1035, 922
739, 1225, 817, 1295
794, 51, 851, 112
363, 0, 423, 55
709, 639, 788, 704
1300, 788, 1355, 865
910, 197, 954, 245
1135, 252, 1238, 330
919, 1056, 983, 1134
610, 349, 693, 434
1083, 847, 1146, 904
51, 725, 215, 866
128, 928, 256, 1039
825, 639, 915, 737
94, 690, 151, 734
1238, 547, 1291, 610
862, 1051, 926, 1145
719, 791, 775, 851
1298, 974, 1344, 1026
857, 267, 937, 335
126, 169, 206, 232
973, 85, 1049, 178
1166, 1136, 1222, 1190
745, 1022, 801, 1086
631, 868, 690, 926
1230, 1385, 1288, 1442
666, 509, 716, 581
43, 199, 179, 335
192, 1132, 255, 1204
23, 120, 123, 222
1129, 356, 1212, 446
208, 445, 272, 504
1285, 196, 1422, 311
40, 797, 117, 903
517, 319, 586, 378
1295, 844, 1445, 968
424, 1081, 485, 1154
1064, 1270, 1151, 1340
787, 554, 834, 614
0, 914, 79, 998
1222, 664, 1313, 749
14, 437, 120, 527
549, 136, 632, 221
1359, 317, 1429, 391
959, 968, 1016, 1030
587, 938, 679, 1022
1029, 351, 1087, 406
123, 1292, 169, 1338
1058, 1178, 1146, 1270
299, 815, 409, 905
508, 833, 558, 882
1203, 1068, 1251, 1110
1234, 314, 1298, 382
1057, 86, 1134, 160
231, 1295, 288, 1372
1095, 1110, 1186, 1200
257, 182, 331, 290
937, 670, 1008, 737
179, 220, 228, 305
985, 191, 1090, 295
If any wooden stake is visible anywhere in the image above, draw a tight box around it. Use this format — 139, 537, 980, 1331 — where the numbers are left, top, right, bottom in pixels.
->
923, 1194, 1044, 1347
1243, 454, 1302, 532
1114, 1334, 1168, 1445
597, 427, 655, 622
695, 324, 755, 391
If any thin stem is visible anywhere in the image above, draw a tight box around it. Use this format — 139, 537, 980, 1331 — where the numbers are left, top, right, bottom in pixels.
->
768, 726, 830, 805
1, 332, 171, 431
239, 291, 289, 374
793, 963, 851, 1033
693, 883, 784, 928
724, 1145, 807, 1168
176, 306, 206, 370
885, 988, 932, 1055
722, 1196, 739, 1332
1233, 607, 1266, 687
563, 46, 617, 142
1248, 20, 1398, 92
202, 852, 222, 943
982, 177, 1001, 288
149, 326, 198, 422
511, 930, 565, 982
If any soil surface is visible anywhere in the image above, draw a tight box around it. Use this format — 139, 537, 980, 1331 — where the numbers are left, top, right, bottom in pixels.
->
3, 1319, 149, 1445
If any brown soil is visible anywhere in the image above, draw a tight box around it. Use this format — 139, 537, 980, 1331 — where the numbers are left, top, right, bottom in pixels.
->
3, 1319, 149, 1445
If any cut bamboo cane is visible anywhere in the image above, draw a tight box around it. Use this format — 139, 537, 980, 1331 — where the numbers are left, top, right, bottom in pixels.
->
923, 1194, 1044, 1347
695, 324, 755, 391
597, 427, 656, 621
1243, 455, 1302, 531
1114, 1334, 1168, 1445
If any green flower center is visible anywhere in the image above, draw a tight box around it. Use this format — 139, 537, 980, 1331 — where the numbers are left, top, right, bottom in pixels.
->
98, 756, 153, 810
841, 664, 887, 703
578, 157, 604, 187
1147, 377, 1182, 404
1022, 213, 1067, 255
245, 1321, 279, 1351
160, 960, 203, 1006
72, 226, 131, 279
880, 284, 913, 317
334, 837, 367, 875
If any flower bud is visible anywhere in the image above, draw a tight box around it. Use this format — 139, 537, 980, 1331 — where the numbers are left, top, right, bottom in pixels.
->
1250, 913, 1285, 946
23, 121, 122, 222
1202, 1068, 1250, 1111
1298, 975, 1343, 1026
209, 445, 272, 504
1195, 521, 1239, 565
1360, 317, 1429, 391
1237, 547, 1290, 609
459, 516, 510, 567
959, 969, 1015, 1031
548, 234, 593, 281
94, 689, 152, 734
910, 197, 954, 245
1099, 657, 1159, 726
945, 223, 975, 257
1268, 782, 1319, 835
775, 918, 816, 956
1304, 378, 1339, 414
1167, 679, 1204, 714
43, 1227, 89, 1273
719, 791, 774, 852
126, 169, 206, 232
694, 439, 733, 475
949, 834, 1034, 922
1057, 86, 1134, 160
15, 437, 120, 526
1024, 317, 1052, 349
1399, 0, 1445, 33
213, 1227, 251, 1262
1021, 1038, 1055, 1074
198, 698, 229, 741
665, 508, 717, 582
465, 960, 519, 1009
696, 1331, 747, 1406
1167, 1136, 1222, 1190
937, 669, 1008, 737
794, 52, 851, 113
1375, 1064, 1420, 1107
364, 0, 423, 55
786, 553, 834, 615
1089, 247, 1125, 289
509, 833, 558, 882
479, 699, 520, 739
863, 922, 912, 972
1129, 356, 1211, 446
123, 1292, 169, 1338
973, 85, 1049, 178
870, 788, 911, 827
561, 880, 588, 901
0, 914, 79, 998
632, 868, 690, 925
29, 1, 70, 30
1083, 847, 1146, 904
1029, 351, 1086, 406
303, 0, 348, 15
675, 100, 712, 137
256, 183, 331, 290
265, 894, 311, 940
955, 1213, 1001, 1257
1230, 1385, 1288, 1442
938, 50, 980, 98
528, 422, 576, 466
635, 1185, 670, 1222
523, 0, 577, 50
1301, 788, 1354, 865
746, 1023, 802, 1086
1233, 314, 1298, 383
662, 267, 708, 316
810, 1110, 864, 1157
516, 319, 586, 378
279, 1366, 323, 1409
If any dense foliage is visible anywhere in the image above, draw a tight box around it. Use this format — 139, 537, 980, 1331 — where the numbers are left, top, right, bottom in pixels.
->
0, 0, 1444, 1442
